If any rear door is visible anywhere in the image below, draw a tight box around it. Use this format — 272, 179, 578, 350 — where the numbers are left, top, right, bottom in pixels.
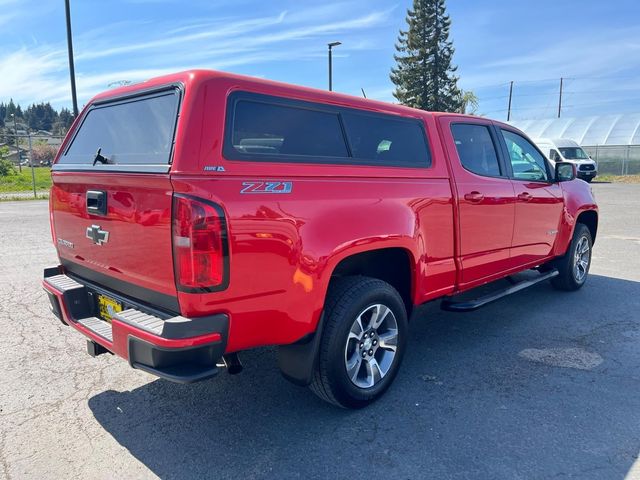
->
497, 128, 564, 266
439, 117, 515, 288
50, 87, 181, 310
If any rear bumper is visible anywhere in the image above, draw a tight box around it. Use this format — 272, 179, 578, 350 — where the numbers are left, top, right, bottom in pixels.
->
42, 266, 228, 383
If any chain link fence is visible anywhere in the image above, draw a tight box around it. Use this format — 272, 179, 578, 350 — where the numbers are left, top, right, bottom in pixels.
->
583, 145, 640, 176
0, 133, 64, 200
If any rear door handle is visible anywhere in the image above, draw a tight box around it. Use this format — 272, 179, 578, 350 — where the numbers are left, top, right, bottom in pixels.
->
517, 192, 533, 202
464, 191, 484, 203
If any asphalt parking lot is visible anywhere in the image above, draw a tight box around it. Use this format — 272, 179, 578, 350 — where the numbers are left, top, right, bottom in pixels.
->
1, 183, 640, 480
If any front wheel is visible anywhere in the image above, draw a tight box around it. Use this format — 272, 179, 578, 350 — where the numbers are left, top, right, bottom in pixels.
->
551, 224, 592, 291
310, 276, 408, 408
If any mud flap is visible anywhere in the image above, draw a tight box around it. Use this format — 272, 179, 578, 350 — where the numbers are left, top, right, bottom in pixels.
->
277, 313, 324, 386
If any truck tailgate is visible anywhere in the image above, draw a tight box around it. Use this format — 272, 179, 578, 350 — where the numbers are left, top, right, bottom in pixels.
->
50, 172, 177, 303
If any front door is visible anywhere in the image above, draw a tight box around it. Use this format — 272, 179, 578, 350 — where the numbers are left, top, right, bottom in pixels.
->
498, 128, 565, 267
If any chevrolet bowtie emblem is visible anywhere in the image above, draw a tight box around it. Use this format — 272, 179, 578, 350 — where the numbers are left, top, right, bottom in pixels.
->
86, 225, 109, 246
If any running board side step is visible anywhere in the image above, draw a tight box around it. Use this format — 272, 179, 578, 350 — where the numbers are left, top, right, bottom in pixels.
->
440, 270, 559, 312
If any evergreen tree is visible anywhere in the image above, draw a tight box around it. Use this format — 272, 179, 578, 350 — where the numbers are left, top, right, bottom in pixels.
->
25, 102, 57, 131
6, 99, 16, 117
58, 108, 73, 129
390, 0, 462, 112
1, 100, 74, 135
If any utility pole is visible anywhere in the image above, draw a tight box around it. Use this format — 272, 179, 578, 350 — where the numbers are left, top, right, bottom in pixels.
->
327, 41, 341, 91
507, 81, 514, 121
557, 77, 563, 118
11, 114, 21, 173
65, 0, 79, 116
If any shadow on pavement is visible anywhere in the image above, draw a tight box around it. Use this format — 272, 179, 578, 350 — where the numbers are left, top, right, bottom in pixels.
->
89, 274, 640, 479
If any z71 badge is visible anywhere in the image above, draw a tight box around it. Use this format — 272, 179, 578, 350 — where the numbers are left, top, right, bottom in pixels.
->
240, 181, 292, 194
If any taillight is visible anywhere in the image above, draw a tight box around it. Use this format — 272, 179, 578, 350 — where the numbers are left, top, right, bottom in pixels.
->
172, 194, 229, 292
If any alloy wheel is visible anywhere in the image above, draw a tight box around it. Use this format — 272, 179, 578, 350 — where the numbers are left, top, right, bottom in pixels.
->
344, 303, 399, 389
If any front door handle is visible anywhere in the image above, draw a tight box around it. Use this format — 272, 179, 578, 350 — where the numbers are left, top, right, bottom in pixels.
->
464, 191, 484, 203
517, 192, 533, 202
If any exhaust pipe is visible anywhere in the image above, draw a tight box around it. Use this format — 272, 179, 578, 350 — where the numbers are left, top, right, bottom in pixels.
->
222, 353, 243, 375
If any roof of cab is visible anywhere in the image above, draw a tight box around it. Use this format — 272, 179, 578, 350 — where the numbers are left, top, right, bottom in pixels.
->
87, 69, 482, 122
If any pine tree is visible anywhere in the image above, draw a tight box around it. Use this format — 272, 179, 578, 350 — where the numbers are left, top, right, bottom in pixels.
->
390, 0, 462, 112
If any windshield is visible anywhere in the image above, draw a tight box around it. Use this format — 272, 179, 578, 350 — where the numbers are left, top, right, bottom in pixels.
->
60, 89, 180, 166
559, 147, 589, 160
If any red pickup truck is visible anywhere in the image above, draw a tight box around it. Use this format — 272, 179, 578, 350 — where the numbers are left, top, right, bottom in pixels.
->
43, 70, 598, 408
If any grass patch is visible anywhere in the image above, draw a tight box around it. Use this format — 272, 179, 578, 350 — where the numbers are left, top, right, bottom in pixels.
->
594, 174, 640, 184
0, 193, 50, 201
0, 167, 52, 192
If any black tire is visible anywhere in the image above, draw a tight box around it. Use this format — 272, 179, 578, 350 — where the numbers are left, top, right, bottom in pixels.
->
310, 276, 408, 408
584, 177, 594, 183
551, 223, 592, 291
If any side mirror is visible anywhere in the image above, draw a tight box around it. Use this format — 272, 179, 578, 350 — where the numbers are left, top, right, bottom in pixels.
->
555, 162, 576, 182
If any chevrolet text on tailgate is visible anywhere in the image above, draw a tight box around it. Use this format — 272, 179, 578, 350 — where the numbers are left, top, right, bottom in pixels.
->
43, 70, 598, 408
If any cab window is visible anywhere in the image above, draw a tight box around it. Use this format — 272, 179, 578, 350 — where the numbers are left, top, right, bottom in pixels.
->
501, 130, 550, 182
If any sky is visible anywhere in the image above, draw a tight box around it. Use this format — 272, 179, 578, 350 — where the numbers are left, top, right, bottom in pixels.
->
1, 0, 640, 121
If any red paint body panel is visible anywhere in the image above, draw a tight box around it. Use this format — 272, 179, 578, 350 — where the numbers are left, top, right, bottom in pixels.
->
171, 176, 455, 352
47, 69, 598, 359
510, 180, 565, 266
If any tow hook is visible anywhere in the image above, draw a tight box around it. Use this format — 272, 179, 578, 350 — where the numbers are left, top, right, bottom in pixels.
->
220, 353, 243, 375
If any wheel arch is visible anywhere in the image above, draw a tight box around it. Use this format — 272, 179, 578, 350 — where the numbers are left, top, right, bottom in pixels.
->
576, 209, 598, 245
277, 245, 417, 386
328, 247, 416, 318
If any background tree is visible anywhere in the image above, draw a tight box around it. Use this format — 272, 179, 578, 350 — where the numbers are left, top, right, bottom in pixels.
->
54, 108, 74, 135
390, 0, 462, 112
0, 146, 15, 176
25, 103, 57, 132
0, 100, 74, 135
458, 90, 479, 114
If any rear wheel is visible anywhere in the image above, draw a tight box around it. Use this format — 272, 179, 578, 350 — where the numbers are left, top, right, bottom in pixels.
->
310, 276, 408, 408
551, 223, 592, 291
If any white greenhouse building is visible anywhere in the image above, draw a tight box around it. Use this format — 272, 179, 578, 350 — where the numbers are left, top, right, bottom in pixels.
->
510, 114, 640, 175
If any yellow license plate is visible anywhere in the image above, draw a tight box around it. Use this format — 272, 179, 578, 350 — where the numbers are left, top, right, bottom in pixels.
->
97, 294, 123, 323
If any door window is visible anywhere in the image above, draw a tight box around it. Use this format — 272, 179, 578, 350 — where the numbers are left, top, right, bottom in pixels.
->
501, 130, 550, 182
450, 123, 501, 177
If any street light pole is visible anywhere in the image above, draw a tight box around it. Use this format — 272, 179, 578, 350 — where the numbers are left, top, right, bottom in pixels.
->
65, 0, 79, 116
328, 41, 341, 91
11, 114, 21, 173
